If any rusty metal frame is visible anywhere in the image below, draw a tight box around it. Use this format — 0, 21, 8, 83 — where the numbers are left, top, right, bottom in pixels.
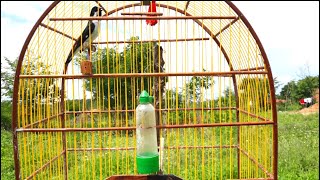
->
39, 23, 77, 41
12, 1, 278, 180
238, 146, 274, 179
213, 16, 240, 38
65, 107, 237, 114
226, 2, 278, 179
24, 113, 63, 128
60, 64, 68, 180
184, 1, 190, 14
12, 2, 60, 179
25, 151, 65, 180
16, 121, 273, 133
93, 37, 210, 44
236, 66, 265, 72
66, 145, 238, 152
237, 109, 272, 122
19, 71, 268, 79
121, 12, 163, 16
49, 15, 238, 21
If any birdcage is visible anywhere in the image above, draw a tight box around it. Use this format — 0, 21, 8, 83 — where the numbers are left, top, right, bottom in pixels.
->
12, 1, 278, 180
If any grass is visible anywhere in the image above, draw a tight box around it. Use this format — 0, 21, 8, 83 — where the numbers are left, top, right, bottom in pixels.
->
277, 112, 319, 180
1, 112, 319, 180
1, 129, 15, 179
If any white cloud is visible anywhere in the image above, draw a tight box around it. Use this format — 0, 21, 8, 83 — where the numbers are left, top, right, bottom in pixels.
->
1, 1, 53, 23
1, 1, 53, 62
233, 1, 319, 83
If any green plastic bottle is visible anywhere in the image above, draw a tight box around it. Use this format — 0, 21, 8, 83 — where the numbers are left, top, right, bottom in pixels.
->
136, 90, 159, 174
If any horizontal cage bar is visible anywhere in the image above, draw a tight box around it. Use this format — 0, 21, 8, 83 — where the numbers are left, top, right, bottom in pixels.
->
19, 71, 268, 79
16, 121, 274, 133
93, 37, 210, 44
49, 16, 238, 21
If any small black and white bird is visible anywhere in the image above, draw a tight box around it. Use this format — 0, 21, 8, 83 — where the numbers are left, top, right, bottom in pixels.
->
66, 6, 103, 64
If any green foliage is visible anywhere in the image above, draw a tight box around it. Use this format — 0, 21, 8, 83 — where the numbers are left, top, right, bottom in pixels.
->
279, 80, 297, 101
295, 75, 319, 99
1, 112, 319, 179
1, 55, 59, 102
1, 101, 12, 130
278, 112, 319, 179
279, 75, 319, 102
184, 69, 214, 103
1, 129, 15, 180
277, 102, 303, 111
65, 99, 88, 111
1, 57, 17, 98
273, 77, 282, 93
238, 76, 270, 109
82, 36, 160, 110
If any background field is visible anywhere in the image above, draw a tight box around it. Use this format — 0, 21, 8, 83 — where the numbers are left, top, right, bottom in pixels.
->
2, 111, 319, 180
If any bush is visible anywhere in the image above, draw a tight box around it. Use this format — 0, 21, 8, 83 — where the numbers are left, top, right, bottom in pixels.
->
1, 129, 15, 180
277, 102, 303, 111
66, 100, 82, 111
1, 101, 12, 130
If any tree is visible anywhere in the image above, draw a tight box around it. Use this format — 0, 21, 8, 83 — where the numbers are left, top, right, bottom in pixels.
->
1, 55, 58, 128
279, 80, 297, 102
273, 77, 282, 95
165, 88, 183, 108
238, 76, 270, 109
279, 75, 319, 102
1, 56, 58, 103
1, 57, 17, 99
222, 87, 236, 107
82, 36, 161, 110
184, 69, 214, 104
295, 75, 319, 99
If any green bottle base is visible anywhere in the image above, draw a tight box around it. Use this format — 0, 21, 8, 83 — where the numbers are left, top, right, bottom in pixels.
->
136, 153, 159, 174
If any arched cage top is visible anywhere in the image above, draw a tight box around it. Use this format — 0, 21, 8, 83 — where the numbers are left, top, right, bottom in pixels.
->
17, 1, 272, 76
12, 1, 277, 180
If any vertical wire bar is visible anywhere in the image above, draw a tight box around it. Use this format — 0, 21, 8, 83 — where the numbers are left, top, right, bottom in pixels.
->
61, 66, 68, 180
105, 3, 110, 176
191, 10, 197, 179
89, 3, 95, 177
218, 2, 223, 179
123, 2, 129, 175
71, 4, 79, 179
100, 3, 106, 176
36, 23, 43, 179
46, 10, 52, 179
228, 5, 233, 178
209, 3, 215, 179
254, 45, 259, 178
166, 4, 171, 174
174, 2, 179, 176
247, 27, 252, 179
132, 4, 137, 175
236, 18, 241, 179
183, 13, 188, 179
115, 3, 119, 173
200, 2, 205, 179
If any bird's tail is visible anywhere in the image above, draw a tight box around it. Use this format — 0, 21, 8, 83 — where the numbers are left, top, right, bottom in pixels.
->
65, 51, 73, 65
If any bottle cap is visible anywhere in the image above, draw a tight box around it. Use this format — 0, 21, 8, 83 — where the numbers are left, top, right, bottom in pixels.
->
139, 90, 150, 103
136, 153, 159, 174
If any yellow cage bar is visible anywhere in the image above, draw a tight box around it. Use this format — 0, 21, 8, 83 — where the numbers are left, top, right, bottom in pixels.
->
12, 1, 277, 180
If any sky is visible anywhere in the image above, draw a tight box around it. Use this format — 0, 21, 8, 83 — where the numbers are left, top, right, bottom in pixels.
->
1, 1, 319, 97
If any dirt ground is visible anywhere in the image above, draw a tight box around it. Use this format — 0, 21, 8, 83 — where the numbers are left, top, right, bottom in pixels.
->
298, 88, 319, 115
298, 103, 319, 115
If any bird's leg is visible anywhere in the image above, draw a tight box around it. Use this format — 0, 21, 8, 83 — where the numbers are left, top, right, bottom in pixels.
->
91, 44, 96, 52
